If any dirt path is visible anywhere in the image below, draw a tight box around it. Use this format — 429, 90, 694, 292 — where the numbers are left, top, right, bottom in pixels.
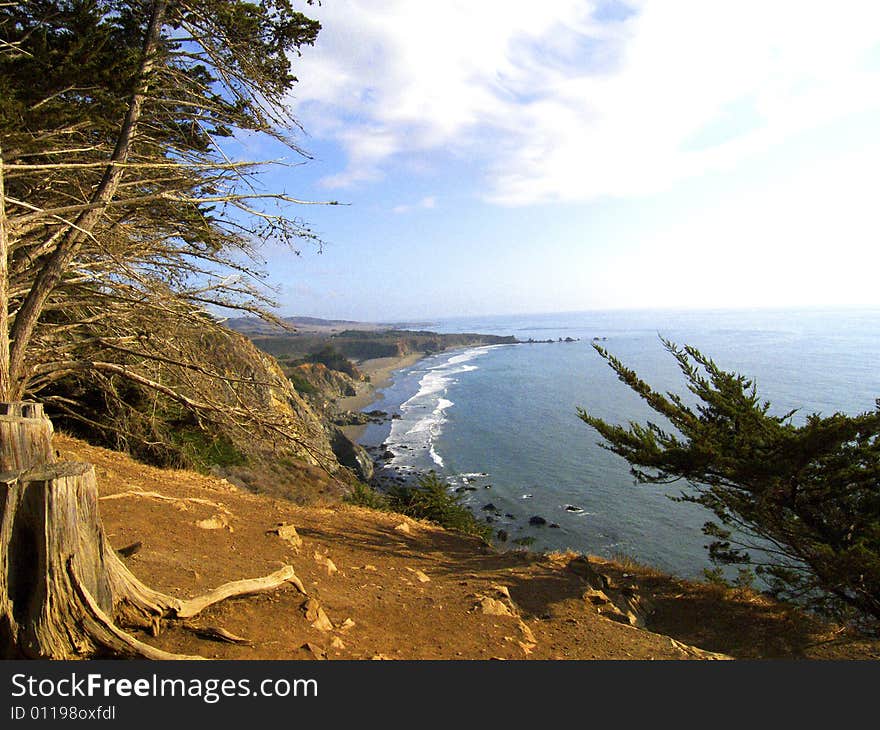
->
55, 434, 879, 661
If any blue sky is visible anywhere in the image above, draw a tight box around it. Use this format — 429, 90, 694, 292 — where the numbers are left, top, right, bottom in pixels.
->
245, 1, 880, 322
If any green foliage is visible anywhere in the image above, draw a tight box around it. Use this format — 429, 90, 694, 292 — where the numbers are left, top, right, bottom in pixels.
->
388, 472, 493, 540
389, 472, 493, 540
169, 427, 247, 470
703, 566, 756, 591
512, 536, 536, 547
1, 1, 321, 167
288, 371, 319, 395
298, 346, 361, 378
343, 482, 391, 511
343, 472, 492, 540
579, 338, 880, 626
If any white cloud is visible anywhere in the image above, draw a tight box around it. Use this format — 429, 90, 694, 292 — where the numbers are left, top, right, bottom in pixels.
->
290, 1, 880, 204
613, 142, 880, 309
392, 196, 437, 214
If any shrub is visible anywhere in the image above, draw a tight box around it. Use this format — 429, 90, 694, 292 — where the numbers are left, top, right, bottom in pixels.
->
288, 371, 319, 395
344, 482, 391, 511
388, 472, 493, 540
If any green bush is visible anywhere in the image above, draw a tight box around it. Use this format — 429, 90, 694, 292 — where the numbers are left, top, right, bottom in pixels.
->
344, 482, 392, 510
512, 536, 536, 547
344, 472, 492, 541
288, 371, 319, 395
387, 471, 492, 541
170, 427, 247, 470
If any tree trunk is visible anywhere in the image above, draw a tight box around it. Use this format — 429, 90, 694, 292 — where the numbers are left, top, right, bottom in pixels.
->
0, 146, 11, 400
0, 402, 302, 659
7, 0, 168, 394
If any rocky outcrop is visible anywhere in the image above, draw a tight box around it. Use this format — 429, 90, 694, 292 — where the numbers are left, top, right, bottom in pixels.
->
333, 410, 389, 427
290, 362, 361, 400
213, 331, 342, 471
568, 556, 654, 629
329, 427, 374, 482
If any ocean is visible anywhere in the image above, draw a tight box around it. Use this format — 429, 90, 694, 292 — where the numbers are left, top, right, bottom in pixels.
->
357, 308, 880, 579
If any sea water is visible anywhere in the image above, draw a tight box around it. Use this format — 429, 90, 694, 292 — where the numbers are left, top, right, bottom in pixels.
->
357, 308, 880, 579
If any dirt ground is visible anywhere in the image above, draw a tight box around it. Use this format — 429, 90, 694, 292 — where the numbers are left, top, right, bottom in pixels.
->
55, 434, 880, 661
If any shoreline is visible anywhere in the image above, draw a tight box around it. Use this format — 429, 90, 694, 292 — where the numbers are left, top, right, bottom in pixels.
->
337, 341, 515, 444
337, 351, 428, 442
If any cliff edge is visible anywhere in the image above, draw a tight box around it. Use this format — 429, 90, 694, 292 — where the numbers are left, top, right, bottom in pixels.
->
58, 433, 880, 661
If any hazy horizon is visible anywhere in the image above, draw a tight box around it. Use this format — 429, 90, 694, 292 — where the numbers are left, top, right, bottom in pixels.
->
266, 302, 880, 327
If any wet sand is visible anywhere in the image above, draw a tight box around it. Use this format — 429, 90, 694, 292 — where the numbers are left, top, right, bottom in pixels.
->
337, 352, 426, 442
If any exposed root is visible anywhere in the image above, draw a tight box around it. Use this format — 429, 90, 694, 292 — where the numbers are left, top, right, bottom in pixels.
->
183, 625, 253, 645
173, 566, 299, 619
99, 490, 232, 515
0, 456, 305, 659
69, 559, 205, 660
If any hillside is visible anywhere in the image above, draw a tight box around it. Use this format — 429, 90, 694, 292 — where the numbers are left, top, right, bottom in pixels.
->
224, 316, 384, 337
58, 433, 880, 660
46, 324, 377, 504
241, 326, 518, 363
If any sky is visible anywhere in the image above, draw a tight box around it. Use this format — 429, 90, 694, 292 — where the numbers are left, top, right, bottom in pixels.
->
246, 0, 880, 322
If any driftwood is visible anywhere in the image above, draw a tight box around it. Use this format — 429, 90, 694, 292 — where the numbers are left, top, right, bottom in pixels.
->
0, 402, 301, 659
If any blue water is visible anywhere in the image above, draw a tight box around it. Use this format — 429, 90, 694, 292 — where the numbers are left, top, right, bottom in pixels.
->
358, 308, 880, 579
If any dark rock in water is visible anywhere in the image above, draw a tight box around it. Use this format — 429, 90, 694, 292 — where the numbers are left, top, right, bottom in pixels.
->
482, 503, 498, 511
564, 505, 583, 513
529, 515, 547, 526
463, 486, 477, 492
549, 523, 560, 529
391, 414, 401, 420
485, 516, 495, 523
381, 450, 395, 460
455, 487, 468, 493
505, 513, 516, 520
496, 529, 509, 542
365, 410, 387, 418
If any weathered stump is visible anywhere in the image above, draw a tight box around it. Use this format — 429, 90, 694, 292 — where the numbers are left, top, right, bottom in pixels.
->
0, 402, 301, 659
0, 402, 55, 471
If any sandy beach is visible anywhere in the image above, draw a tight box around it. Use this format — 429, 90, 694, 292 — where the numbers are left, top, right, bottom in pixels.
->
336, 351, 426, 441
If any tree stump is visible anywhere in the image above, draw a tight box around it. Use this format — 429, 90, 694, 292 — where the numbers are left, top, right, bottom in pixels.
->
0, 402, 55, 471
0, 402, 302, 659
